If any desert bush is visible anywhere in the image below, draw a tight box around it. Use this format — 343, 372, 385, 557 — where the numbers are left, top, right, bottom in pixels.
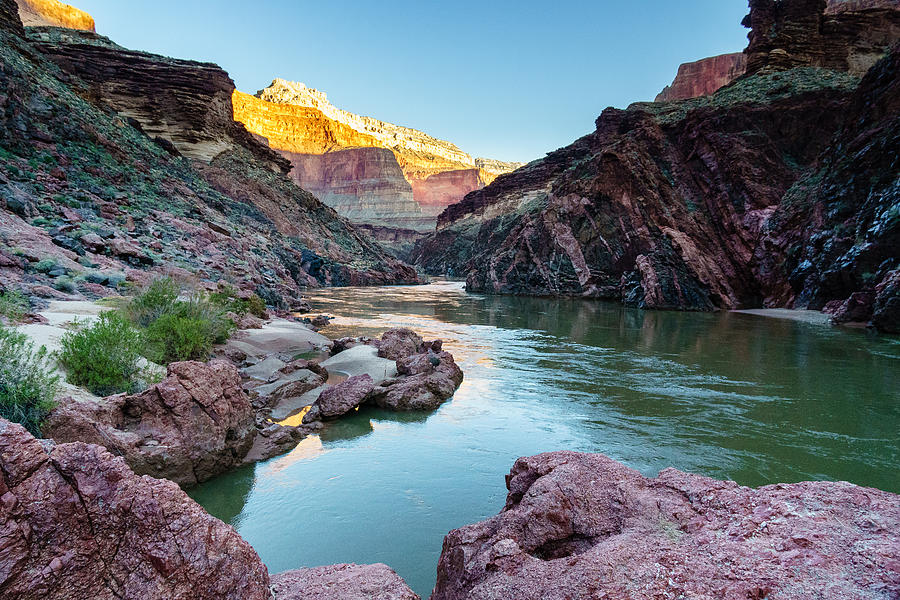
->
210, 283, 268, 318
122, 276, 179, 327
58, 312, 144, 396
0, 326, 59, 436
124, 278, 234, 364
0, 290, 29, 323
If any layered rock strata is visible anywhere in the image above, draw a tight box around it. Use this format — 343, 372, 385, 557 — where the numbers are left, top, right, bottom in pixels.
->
432, 451, 900, 600
0, 9, 417, 306
43, 360, 256, 487
15, 0, 93, 30
234, 79, 523, 230
656, 53, 748, 101
412, 0, 900, 331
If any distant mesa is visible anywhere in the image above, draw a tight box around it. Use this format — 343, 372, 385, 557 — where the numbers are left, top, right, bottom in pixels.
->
655, 53, 747, 102
234, 79, 524, 233
15, 0, 94, 31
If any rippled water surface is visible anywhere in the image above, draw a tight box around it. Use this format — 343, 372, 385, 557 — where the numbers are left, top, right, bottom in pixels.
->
190, 282, 900, 597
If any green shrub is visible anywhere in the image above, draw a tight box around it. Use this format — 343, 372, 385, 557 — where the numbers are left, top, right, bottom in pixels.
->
123, 278, 235, 364
53, 276, 75, 293
32, 258, 58, 274
144, 313, 213, 363
0, 290, 29, 323
210, 284, 268, 318
0, 326, 59, 436
58, 312, 144, 396
123, 277, 179, 327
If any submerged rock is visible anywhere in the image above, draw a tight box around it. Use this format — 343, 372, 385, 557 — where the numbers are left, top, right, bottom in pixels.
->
43, 360, 256, 487
432, 451, 900, 600
0, 419, 271, 600
271, 563, 419, 600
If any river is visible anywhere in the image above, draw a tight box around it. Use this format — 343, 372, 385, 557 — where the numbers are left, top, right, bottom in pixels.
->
189, 281, 900, 597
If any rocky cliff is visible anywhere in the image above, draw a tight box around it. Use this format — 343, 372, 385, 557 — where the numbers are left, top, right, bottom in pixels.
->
15, 0, 93, 31
234, 79, 523, 232
432, 451, 900, 599
656, 53, 747, 101
412, 0, 900, 332
0, 7, 417, 306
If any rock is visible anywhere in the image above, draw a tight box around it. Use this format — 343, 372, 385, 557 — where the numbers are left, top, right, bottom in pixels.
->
412, 4, 900, 330
303, 374, 375, 422
280, 358, 327, 378
0, 418, 271, 600
251, 367, 326, 407
271, 564, 419, 600
14, 0, 95, 30
243, 355, 288, 381
233, 80, 522, 232
432, 451, 900, 600
321, 344, 398, 383
873, 270, 900, 332
824, 290, 875, 323
377, 328, 424, 360
43, 360, 257, 487
370, 351, 463, 411
309, 314, 331, 328
656, 53, 747, 101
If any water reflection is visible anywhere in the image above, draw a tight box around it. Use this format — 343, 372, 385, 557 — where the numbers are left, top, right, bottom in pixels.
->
192, 281, 900, 598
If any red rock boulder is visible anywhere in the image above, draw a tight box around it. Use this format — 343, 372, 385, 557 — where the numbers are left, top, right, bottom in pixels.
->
376, 328, 424, 360
271, 563, 419, 600
0, 419, 271, 600
303, 374, 375, 422
432, 451, 900, 600
370, 351, 463, 411
43, 360, 256, 487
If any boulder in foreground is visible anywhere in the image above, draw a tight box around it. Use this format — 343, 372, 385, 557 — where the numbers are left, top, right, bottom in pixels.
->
271, 563, 420, 600
432, 451, 900, 600
0, 418, 271, 600
43, 360, 256, 487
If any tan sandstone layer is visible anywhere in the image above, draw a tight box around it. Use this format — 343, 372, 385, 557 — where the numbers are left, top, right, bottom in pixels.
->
15, 0, 93, 30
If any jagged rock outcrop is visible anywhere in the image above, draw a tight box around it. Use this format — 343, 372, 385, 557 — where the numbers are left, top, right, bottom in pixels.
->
31, 29, 285, 166
1, 0, 22, 33
432, 451, 900, 600
15, 0, 93, 30
0, 16, 418, 303
745, 0, 900, 76
412, 0, 900, 331
656, 53, 748, 101
0, 418, 272, 600
234, 79, 523, 231
43, 360, 256, 487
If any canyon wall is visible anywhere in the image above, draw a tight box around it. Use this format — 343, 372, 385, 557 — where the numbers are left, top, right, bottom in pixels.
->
0, 7, 417, 308
235, 79, 523, 232
656, 53, 747, 101
413, 0, 900, 332
15, 0, 93, 30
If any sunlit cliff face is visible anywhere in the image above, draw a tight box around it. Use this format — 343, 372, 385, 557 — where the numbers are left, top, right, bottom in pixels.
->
15, 0, 94, 30
231, 84, 524, 229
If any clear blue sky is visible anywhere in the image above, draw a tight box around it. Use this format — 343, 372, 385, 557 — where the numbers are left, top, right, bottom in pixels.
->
72, 0, 750, 163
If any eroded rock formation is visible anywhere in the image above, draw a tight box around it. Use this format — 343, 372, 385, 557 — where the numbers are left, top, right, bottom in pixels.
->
656, 53, 747, 101
15, 0, 93, 30
234, 79, 523, 231
0, 12, 418, 304
413, 0, 900, 331
432, 451, 900, 600
0, 418, 272, 600
43, 360, 256, 487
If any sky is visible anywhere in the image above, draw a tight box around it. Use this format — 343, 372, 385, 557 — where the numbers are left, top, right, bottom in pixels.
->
72, 0, 751, 163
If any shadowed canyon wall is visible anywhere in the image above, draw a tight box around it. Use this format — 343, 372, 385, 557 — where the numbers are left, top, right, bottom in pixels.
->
413, 0, 900, 332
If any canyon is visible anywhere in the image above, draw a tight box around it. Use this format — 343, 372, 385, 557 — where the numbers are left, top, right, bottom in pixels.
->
413, 0, 900, 333
234, 79, 523, 235
14, 0, 93, 30
0, 3, 418, 308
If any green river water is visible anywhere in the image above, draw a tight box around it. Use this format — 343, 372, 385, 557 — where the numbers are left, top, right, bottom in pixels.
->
190, 281, 900, 597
